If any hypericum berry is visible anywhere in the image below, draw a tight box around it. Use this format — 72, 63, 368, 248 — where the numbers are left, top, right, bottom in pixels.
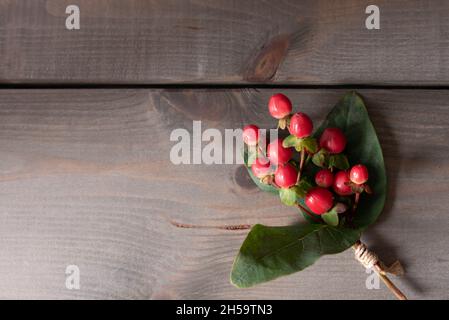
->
315, 169, 334, 188
242, 125, 260, 146
289, 112, 313, 138
251, 158, 271, 178
350, 164, 369, 185
319, 127, 347, 154
267, 138, 293, 165
333, 171, 353, 196
274, 163, 297, 188
268, 93, 292, 119
305, 187, 334, 215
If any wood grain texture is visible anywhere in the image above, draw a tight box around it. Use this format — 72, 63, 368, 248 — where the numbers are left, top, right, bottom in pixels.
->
2, 0, 449, 84
0, 89, 448, 299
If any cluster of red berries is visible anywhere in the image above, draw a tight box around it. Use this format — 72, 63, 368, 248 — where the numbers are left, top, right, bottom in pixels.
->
307, 165, 369, 215
242, 93, 371, 223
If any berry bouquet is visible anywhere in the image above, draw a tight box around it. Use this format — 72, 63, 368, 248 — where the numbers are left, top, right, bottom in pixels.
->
231, 92, 407, 300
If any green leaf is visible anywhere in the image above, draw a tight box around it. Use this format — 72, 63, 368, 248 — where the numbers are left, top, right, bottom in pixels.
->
329, 154, 350, 170
231, 223, 360, 288
294, 179, 313, 198
282, 135, 298, 148
313, 91, 387, 230
279, 187, 297, 206
301, 137, 318, 154
321, 211, 339, 227
311, 148, 328, 168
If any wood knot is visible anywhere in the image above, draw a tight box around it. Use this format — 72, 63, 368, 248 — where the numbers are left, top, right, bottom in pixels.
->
234, 165, 257, 190
245, 34, 290, 82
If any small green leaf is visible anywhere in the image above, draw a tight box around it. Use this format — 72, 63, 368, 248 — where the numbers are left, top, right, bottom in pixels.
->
279, 187, 297, 206
301, 137, 318, 154
282, 135, 298, 148
332, 202, 349, 214
321, 211, 339, 227
329, 154, 349, 170
311, 148, 328, 168
231, 223, 360, 288
294, 180, 313, 198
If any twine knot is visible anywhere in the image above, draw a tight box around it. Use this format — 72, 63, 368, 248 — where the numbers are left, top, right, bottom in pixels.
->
352, 240, 405, 276
353, 240, 379, 269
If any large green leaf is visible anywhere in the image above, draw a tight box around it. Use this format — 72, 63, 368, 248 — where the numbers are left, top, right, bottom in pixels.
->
231, 223, 360, 288
312, 91, 386, 230
234, 91, 387, 287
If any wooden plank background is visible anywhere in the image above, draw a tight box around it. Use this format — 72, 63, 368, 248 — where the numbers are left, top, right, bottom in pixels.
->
2, 0, 449, 84
0, 89, 447, 299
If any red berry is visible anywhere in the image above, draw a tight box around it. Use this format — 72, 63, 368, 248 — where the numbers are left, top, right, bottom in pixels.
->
267, 138, 293, 165
319, 128, 347, 154
268, 93, 293, 119
305, 187, 334, 215
274, 163, 297, 188
251, 158, 271, 178
350, 164, 369, 185
289, 112, 313, 138
333, 171, 353, 196
242, 125, 260, 146
315, 169, 334, 188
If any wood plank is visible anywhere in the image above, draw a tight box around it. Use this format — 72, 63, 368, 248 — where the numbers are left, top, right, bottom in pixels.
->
0, 88, 448, 299
2, 0, 449, 84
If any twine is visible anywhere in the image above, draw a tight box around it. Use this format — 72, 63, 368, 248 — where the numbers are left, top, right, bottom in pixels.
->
353, 241, 379, 269
352, 240, 405, 276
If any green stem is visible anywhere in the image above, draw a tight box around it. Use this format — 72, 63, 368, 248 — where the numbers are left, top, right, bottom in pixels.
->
296, 148, 305, 184
296, 203, 322, 223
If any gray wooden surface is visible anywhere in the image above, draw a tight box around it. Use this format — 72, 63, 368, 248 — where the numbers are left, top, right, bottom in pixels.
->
0, 89, 447, 299
2, 0, 449, 84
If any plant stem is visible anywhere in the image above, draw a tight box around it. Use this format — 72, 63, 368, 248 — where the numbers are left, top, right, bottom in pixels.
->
296, 148, 305, 184
352, 192, 360, 213
269, 180, 322, 223
257, 144, 270, 164
295, 203, 321, 223
374, 264, 407, 300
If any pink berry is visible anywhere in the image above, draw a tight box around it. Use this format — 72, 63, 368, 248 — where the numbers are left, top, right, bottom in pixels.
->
289, 112, 313, 138
350, 164, 369, 185
251, 158, 271, 178
315, 169, 334, 188
267, 138, 293, 165
274, 163, 297, 188
319, 128, 347, 154
305, 187, 334, 215
242, 125, 260, 146
333, 171, 353, 196
268, 93, 293, 119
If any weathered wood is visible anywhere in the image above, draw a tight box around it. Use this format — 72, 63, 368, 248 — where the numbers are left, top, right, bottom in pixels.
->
0, 89, 447, 299
2, 0, 449, 84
